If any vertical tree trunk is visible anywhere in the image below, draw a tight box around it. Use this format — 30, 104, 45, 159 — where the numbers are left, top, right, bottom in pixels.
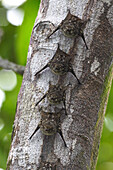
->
7, 0, 113, 169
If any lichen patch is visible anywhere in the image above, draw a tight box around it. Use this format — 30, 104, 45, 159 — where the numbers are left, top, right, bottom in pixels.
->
90, 58, 100, 75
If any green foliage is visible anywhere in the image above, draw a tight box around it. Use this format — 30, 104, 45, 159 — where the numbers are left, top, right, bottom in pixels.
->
96, 81, 113, 170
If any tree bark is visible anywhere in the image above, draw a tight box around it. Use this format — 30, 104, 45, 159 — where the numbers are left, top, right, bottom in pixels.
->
7, 0, 113, 170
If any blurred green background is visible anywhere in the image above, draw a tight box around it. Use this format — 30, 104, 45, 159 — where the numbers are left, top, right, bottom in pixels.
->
0, 0, 112, 169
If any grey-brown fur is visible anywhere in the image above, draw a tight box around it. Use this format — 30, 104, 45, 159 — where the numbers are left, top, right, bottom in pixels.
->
47, 10, 88, 49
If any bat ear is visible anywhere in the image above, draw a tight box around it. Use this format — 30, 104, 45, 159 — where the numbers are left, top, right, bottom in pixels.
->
67, 9, 71, 15
57, 43, 60, 50
49, 81, 53, 89
56, 44, 64, 55
49, 81, 52, 86
56, 43, 61, 53
65, 9, 71, 19
61, 9, 71, 24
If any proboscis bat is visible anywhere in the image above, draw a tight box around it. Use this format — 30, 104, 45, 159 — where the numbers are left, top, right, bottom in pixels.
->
29, 110, 67, 147
35, 82, 68, 114
47, 10, 88, 49
35, 44, 81, 84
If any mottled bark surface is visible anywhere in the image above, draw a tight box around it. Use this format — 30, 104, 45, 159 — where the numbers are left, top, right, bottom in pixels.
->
7, 0, 113, 170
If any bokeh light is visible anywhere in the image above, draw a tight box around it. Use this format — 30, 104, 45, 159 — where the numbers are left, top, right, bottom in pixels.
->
0, 69, 17, 91
2, 0, 27, 9
0, 89, 5, 108
7, 8, 24, 26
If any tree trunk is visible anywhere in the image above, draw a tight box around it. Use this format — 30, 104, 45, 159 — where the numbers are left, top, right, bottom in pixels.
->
7, 0, 113, 169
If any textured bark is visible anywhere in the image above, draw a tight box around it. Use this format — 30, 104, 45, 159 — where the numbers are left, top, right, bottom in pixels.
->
7, 0, 113, 170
